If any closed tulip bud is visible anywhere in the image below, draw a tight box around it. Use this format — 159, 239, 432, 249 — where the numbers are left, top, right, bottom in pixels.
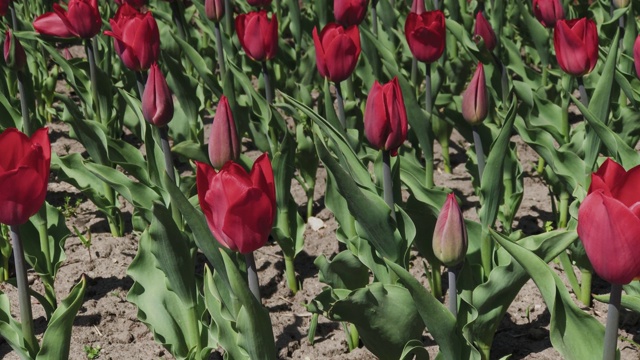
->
196, 153, 276, 253
33, 0, 102, 39
4, 30, 26, 72
554, 18, 598, 77
209, 96, 240, 169
532, 0, 564, 28
578, 159, 640, 284
205, 0, 224, 22
247, 0, 272, 6
142, 63, 174, 127
411, 0, 426, 14
433, 193, 468, 267
474, 12, 496, 52
364, 77, 408, 156
462, 63, 488, 125
313, 23, 361, 83
0, 128, 51, 226
235, 11, 278, 62
612, 0, 629, 7
0, 0, 9, 17
404, 10, 445, 64
334, 0, 368, 27
105, 3, 160, 72
634, 35, 640, 79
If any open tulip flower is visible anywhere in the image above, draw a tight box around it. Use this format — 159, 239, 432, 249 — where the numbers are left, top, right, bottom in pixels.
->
334, 0, 369, 27
196, 154, 276, 254
235, 10, 278, 62
554, 18, 598, 77
577, 159, 640, 285
532, 0, 564, 28
33, 0, 102, 39
313, 23, 361, 83
0, 128, 51, 226
364, 77, 408, 156
404, 10, 445, 64
105, 3, 160, 72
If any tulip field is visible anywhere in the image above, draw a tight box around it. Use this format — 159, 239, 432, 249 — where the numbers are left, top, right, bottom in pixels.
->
3, 0, 640, 359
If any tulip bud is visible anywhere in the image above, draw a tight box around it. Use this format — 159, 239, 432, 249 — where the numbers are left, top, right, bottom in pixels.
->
634, 35, 640, 79
473, 12, 496, 52
404, 10, 446, 64
433, 193, 468, 267
312, 23, 361, 83
0, 0, 9, 17
364, 77, 408, 156
532, 0, 564, 28
334, 0, 368, 27
205, 0, 224, 22
208, 96, 240, 169
4, 30, 26, 72
142, 63, 174, 127
462, 63, 488, 125
411, 0, 426, 14
554, 18, 598, 77
235, 11, 278, 62
612, 0, 629, 8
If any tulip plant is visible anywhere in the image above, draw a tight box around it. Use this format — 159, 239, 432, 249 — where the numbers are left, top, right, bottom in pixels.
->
2, 0, 640, 359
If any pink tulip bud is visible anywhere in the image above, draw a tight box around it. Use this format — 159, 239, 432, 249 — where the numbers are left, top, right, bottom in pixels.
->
142, 63, 174, 127
474, 12, 496, 52
532, 0, 564, 28
205, 0, 224, 22
634, 35, 640, 79
461, 63, 488, 125
433, 193, 468, 267
208, 96, 240, 169
4, 30, 26, 72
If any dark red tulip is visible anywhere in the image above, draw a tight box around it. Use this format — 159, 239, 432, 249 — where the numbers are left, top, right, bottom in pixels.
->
208, 96, 240, 169
142, 63, 174, 127
0, 0, 10, 17
433, 193, 468, 267
196, 153, 276, 254
235, 11, 278, 62
105, 3, 160, 72
474, 12, 496, 52
334, 0, 368, 27
410, 0, 425, 14
247, 0, 272, 7
4, 30, 26, 72
532, 0, 564, 28
33, 0, 102, 39
115, 0, 147, 9
313, 23, 361, 83
364, 77, 408, 156
554, 18, 598, 77
578, 158, 640, 285
634, 35, 640, 79
205, 0, 224, 22
461, 63, 488, 125
404, 10, 446, 64
0, 128, 51, 226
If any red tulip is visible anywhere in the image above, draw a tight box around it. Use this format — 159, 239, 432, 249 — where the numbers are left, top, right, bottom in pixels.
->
578, 158, 640, 285
404, 10, 446, 64
334, 0, 368, 27
0, 0, 9, 17
312, 23, 361, 83
634, 35, 640, 79
196, 154, 276, 254
474, 12, 496, 52
364, 77, 408, 156
33, 0, 102, 39
554, 18, 598, 77
432, 193, 468, 267
461, 63, 488, 125
410, 0, 426, 14
532, 0, 564, 28
142, 63, 174, 127
205, 0, 224, 22
4, 30, 26, 72
0, 128, 51, 226
115, 0, 147, 9
235, 11, 278, 62
209, 96, 241, 169
247, 0, 272, 6
104, 3, 160, 72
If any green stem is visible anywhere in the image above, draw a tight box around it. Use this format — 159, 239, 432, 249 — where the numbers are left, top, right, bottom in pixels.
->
448, 266, 458, 317
306, 190, 314, 220
382, 151, 395, 221
558, 190, 569, 229
308, 313, 319, 344
480, 229, 492, 278
580, 269, 592, 307
345, 76, 355, 101
10, 226, 38, 355
371, 0, 378, 36
472, 126, 485, 182
411, 58, 419, 96
441, 136, 451, 173
245, 251, 261, 302
429, 259, 443, 299
541, 65, 549, 88
335, 81, 346, 129
16, 71, 31, 136
424, 62, 434, 188
224, 0, 233, 35
262, 61, 273, 104
85, 39, 102, 125
284, 254, 298, 294
157, 126, 183, 229
213, 22, 226, 78
603, 283, 621, 360
559, 252, 581, 296
536, 157, 545, 174
103, 183, 123, 237
577, 77, 590, 108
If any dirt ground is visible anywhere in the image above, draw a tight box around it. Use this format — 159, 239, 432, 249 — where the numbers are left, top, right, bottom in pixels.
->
0, 122, 639, 360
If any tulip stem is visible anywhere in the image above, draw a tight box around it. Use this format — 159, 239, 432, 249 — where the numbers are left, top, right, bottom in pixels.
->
159, 126, 176, 183
433, 0, 439, 10
335, 81, 346, 129
580, 269, 592, 307
447, 266, 458, 317
245, 251, 261, 302
10, 225, 38, 356
16, 71, 31, 136
603, 283, 621, 360
371, 0, 378, 36
472, 126, 485, 182
262, 62, 273, 104
224, 0, 233, 35
429, 259, 443, 299
411, 58, 418, 92
213, 23, 227, 78
284, 254, 299, 294
382, 151, 396, 221
577, 77, 590, 108
424, 63, 434, 188
85, 39, 102, 125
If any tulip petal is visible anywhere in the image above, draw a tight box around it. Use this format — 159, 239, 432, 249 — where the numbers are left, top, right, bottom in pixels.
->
324, 33, 359, 83
250, 153, 276, 206
221, 188, 274, 253
0, 128, 31, 171
554, 19, 591, 76
33, 12, 75, 38
578, 191, 640, 284
0, 166, 47, 226
312, 27, 328, 78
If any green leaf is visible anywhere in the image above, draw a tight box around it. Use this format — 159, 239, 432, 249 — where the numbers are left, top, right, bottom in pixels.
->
0, 292, 30, 358
171, 32, 222, 97
315, 251, 369, 290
